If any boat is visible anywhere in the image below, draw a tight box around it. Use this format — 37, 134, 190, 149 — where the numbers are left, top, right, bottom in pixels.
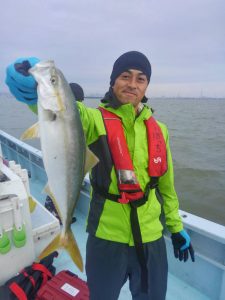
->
0, 129, 224, 300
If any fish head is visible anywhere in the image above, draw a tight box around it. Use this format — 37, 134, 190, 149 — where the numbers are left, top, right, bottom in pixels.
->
29, 60, 69, 112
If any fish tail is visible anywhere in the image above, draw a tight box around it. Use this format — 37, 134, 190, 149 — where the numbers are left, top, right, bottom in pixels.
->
38, 229, 83, 272
38, 234, 61, 261
64, 228, 83, 272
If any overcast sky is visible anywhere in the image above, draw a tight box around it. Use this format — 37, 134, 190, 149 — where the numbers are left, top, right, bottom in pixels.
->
1, 0, 225, 97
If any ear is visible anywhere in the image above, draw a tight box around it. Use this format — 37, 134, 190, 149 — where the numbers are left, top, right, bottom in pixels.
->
109, 86, 114, 94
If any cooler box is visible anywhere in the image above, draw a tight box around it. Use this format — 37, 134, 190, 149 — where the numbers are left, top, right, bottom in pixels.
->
0, 161, 60, 285
36, 270, 89, 300
0, 163, 35, 285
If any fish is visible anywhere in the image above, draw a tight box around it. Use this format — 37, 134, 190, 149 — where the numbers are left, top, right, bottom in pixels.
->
21, 60, 98, 272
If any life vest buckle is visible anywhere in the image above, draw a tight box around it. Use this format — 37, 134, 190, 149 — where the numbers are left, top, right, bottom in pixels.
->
118, 192, 129, 204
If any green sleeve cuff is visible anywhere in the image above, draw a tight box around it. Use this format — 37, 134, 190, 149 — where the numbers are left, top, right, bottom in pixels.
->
27, 104, 38, 114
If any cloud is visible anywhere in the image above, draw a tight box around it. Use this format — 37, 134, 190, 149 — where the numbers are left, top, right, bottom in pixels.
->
1, 0, 225, 97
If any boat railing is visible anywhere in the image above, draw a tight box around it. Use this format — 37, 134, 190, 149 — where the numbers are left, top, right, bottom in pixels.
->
0, 129, 224, 300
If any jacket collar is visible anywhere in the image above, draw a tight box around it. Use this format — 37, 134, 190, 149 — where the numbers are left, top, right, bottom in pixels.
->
99, 102, 153, 123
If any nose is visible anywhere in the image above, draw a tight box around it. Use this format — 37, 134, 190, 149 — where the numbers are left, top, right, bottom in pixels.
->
127, 76, 137, 89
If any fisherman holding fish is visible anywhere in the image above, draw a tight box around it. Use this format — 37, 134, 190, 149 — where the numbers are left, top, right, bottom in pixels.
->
6, 51, 195, 300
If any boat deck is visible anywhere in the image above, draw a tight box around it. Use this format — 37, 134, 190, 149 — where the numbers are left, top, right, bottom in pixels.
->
54, 212, 210, 300
29, 180, 210, 300
2, 130, 224, 300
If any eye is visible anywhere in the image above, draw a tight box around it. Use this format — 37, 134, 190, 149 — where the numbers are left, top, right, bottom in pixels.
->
50, 76, 57, 85
120, 73, 130, 80
138, 76, 147, 83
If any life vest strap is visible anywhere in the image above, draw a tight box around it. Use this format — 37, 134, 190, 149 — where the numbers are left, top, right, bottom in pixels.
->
9, 282, 27, 300
31, 263, 53, 289
91, 177, 159, 204
130, 203, 148, 293
91, 180, 120, 201
21, 270, 36, 288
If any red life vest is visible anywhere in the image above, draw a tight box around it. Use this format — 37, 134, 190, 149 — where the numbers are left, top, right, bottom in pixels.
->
99, 107, 167, 204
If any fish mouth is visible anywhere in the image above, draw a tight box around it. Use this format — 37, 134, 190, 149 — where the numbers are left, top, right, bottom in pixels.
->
29, 60, 65, 112
29, 60, 55, 75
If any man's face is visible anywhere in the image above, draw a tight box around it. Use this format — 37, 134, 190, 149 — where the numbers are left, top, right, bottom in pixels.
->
112, 69, 148, 110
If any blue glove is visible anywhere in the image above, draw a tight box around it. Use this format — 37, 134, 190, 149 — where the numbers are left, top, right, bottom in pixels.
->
5, 57, 40, 105
171, 229, 195, 262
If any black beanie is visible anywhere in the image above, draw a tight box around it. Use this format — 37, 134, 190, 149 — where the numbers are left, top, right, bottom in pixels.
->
110, 51, 152, 87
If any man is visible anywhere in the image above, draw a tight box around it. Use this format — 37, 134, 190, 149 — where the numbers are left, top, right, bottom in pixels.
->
6, 51, 194, 300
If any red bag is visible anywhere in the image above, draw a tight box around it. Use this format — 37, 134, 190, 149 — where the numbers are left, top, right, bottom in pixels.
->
36, 270, 89, 300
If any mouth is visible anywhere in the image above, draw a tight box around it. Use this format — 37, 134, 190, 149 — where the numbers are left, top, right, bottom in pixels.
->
123, 90, 137, 97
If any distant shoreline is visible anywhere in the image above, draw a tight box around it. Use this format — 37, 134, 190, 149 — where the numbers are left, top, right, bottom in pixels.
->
0, 92, 224, 101
84, 96, 225, 100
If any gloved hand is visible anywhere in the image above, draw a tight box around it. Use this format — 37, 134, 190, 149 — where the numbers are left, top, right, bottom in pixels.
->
171, 229, 195, 262
5, 57, 40, 105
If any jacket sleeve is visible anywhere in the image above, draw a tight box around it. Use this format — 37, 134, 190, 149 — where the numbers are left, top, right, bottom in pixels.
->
28, 104, 38, 114
158, 125, 184, 233
77, 102, 105, 145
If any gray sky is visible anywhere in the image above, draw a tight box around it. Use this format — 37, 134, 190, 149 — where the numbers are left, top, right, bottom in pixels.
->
1, 0, 225, 97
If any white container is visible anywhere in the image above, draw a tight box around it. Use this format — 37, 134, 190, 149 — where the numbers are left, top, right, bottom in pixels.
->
0, 164, 35, 285
0, 162, 60, 285
31, 198, 60, 257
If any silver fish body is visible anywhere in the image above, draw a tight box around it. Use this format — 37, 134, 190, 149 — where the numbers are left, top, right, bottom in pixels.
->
33, 61, 85, 234
22, 60, 98, 271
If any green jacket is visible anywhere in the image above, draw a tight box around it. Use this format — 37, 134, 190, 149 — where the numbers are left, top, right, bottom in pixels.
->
77, 101, 183, 246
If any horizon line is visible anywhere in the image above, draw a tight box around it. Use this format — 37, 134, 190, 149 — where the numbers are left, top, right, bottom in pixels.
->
0, 92, 224, 100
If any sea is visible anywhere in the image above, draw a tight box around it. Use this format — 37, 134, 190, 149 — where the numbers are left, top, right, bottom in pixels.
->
0, 93, 225, 226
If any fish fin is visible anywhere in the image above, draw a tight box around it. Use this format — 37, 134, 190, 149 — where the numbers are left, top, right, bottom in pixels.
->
38, 234, 61, 260
43, 184, 63, 222
84, 147, 99, 175
21, 122, 39, 140
64, 228, 83, 272
28, 196, 37, 213
38, 229, 83, 272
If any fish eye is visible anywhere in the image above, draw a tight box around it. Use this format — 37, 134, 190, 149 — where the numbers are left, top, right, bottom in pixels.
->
50, 76, 57, 85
